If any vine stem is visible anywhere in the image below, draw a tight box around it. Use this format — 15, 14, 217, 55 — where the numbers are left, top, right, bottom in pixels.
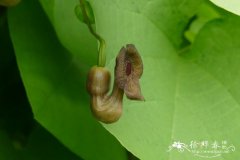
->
79, 0, 106, 67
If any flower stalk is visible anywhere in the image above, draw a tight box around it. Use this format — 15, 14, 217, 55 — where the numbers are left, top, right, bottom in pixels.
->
79, 0, 106, 67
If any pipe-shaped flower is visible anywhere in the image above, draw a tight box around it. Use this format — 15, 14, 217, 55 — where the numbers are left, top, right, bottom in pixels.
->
87, 44, 144, 123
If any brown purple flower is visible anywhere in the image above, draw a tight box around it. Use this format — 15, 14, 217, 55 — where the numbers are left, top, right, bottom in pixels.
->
87, 44, 144, 123
115, 44, 144, 100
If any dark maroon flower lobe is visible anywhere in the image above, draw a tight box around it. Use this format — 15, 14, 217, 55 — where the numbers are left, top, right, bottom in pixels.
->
115, 44, 144, 101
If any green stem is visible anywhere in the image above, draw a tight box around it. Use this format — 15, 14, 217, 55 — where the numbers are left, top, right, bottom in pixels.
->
79, 0, 106, 67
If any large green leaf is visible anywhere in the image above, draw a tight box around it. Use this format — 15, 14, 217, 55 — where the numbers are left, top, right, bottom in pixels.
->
9, 0, 240, 160
88, 0, 239, 160
8, 0, 127, 160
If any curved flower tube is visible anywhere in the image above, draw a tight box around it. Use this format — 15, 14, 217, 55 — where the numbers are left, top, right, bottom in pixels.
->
87, 44, 144, 123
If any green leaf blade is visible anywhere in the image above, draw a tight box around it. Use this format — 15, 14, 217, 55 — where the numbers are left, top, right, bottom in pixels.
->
88, 1, 240, 159
8, 0, 127, 160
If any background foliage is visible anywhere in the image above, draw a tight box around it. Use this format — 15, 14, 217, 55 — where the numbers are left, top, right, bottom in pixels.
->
1, 0, 240, 160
